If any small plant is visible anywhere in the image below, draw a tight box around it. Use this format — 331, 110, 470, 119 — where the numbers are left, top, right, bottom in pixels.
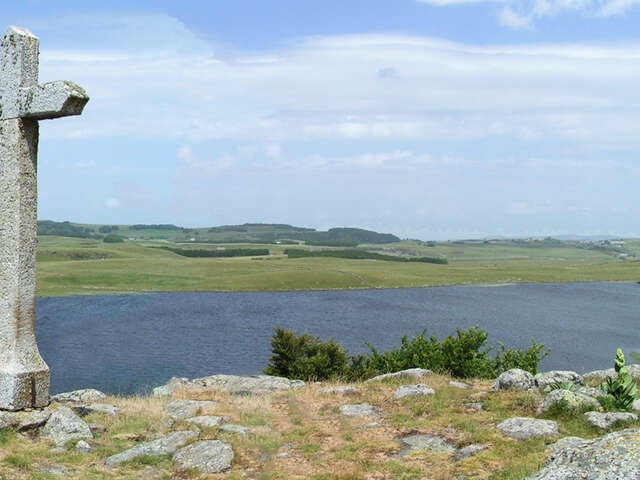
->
598, 349, 638, 412
549, 381, 576, 392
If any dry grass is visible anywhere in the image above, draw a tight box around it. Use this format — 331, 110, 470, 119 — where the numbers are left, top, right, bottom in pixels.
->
0, 374, 634, 479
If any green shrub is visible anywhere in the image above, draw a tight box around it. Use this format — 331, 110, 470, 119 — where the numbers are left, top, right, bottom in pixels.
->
263, 327, 347, 380
103, 234, 124, 243
598, 349, 638, 411
264, 326, 549, 381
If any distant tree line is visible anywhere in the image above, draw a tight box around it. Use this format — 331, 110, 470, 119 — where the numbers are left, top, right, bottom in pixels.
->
284, 248, 448, 264
157, 247, 269, 258
131, 224, 182, 230
37, 220, 101, 239
98, 225, 120, 233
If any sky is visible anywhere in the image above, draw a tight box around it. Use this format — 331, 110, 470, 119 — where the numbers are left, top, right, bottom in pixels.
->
2, 0, 640, 240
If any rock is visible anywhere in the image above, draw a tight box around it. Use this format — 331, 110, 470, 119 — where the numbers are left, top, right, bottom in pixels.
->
51, 389, 106, 403
105, 430, 199, 467
364, 422, 381, 428
468, 391, 489, 399
524, 428, 640, 479
540, 390, 600, 413
394, 384, 435, 399
584, 411, 637, 429
75, 440, 92, 454
547, 436, 590, 454
339, 403, 381, 417
38, 465, 70, 477
633, 399, 640, 412
575, 386, 603, 399
464, 402, 483, 411
41, 406, 93, 447
449, 381, 471, 389
219, 424, 251, 436
186, 416, 228, 428
163, 400, 216, 420
492, 369, 535, 391
496, 417, 559, 440
396, 434, 455, 457
0, 404, 55, 431
173, 440, 234, 474
535, 371, 584, 392
584, 364, 640, 382
88, 423, 106, 434
72, 403, 120, 417
318, 386, 358, 396
154, 374, 304, 396
455, 444, 486, 461
366, 368, 433, 383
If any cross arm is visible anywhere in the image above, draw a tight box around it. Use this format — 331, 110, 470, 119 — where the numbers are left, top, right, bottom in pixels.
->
1, 80, 89, 121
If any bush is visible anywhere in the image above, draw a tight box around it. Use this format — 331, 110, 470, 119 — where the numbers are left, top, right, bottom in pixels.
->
264, 325, 549, 381
103, 234, 124, 243
263, 327, 347, 380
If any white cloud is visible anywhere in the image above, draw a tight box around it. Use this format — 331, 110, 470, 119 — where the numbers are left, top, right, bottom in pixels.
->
498, 6, 534, 29
176, 145, 193, 161
105, 197, 120, 208
35, 14, 640, 153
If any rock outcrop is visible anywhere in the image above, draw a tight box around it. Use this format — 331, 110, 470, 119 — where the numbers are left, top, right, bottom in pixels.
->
492, 369, 535, 391
496, 417, 559, 439
153, 374, 304, 396
524, 429, 640, 479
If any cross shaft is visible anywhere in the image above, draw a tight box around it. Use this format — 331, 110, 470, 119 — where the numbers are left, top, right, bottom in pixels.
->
0, 26, 88, 410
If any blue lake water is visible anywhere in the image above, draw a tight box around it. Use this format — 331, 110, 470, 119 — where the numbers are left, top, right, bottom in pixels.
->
35, 282, 640, 395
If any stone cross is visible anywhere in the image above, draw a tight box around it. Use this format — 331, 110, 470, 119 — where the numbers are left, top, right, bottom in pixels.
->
0, 26, 88, 410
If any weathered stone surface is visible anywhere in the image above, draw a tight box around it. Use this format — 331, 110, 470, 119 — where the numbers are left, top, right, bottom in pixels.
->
41, 406, 92, 446
464, 402, 483, 411
88, 423, 106, 434
0, 26, 88, 411
173, 440, 234, 474
524, 429, 640, 479
0, 404, 55, 430
154, 375, 304, 396
449, 381, 471, 389
541, 389, 600, 413
366, 368, 433, 383
75, 440, 92, 454
105, 431, 199, 467
535, 371, 584, 392
339, 403, 381, 417
72, 403, 120, 417
584, 411, 637, 429
547, 436, 590, 454
633, 399, 640, 412
584, 364, 640, 381
496, 417, 559, 439
576, 386, 604, 399
318, 386, 358, 396
492, 369, 536, 391
393, 384, 435, 399
52, 389, 106, 403
455, 444, 487, 461
163, 400, 216, 420
186, 415, 228, 428
396, 434, 455, 457
219, 424, 251, 436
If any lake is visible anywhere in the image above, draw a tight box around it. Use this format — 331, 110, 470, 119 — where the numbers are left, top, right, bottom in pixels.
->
36, 282, 640, 395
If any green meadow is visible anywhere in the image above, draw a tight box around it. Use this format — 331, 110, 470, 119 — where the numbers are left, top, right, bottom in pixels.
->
35, 235, 640, 297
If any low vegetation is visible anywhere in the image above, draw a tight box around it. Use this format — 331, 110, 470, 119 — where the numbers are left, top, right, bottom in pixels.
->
264, 326, 549, 381
284, 248, 448, 264
155, 247, 269, 258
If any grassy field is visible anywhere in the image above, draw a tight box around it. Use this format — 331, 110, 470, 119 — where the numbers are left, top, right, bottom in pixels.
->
0, 373, 637, 480
35, 236, 640, 297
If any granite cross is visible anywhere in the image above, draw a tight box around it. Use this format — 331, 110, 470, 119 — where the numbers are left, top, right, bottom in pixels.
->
0, 26, 89, 410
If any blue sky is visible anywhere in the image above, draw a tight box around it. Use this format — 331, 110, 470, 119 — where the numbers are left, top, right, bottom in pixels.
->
3, 1, 640, 239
